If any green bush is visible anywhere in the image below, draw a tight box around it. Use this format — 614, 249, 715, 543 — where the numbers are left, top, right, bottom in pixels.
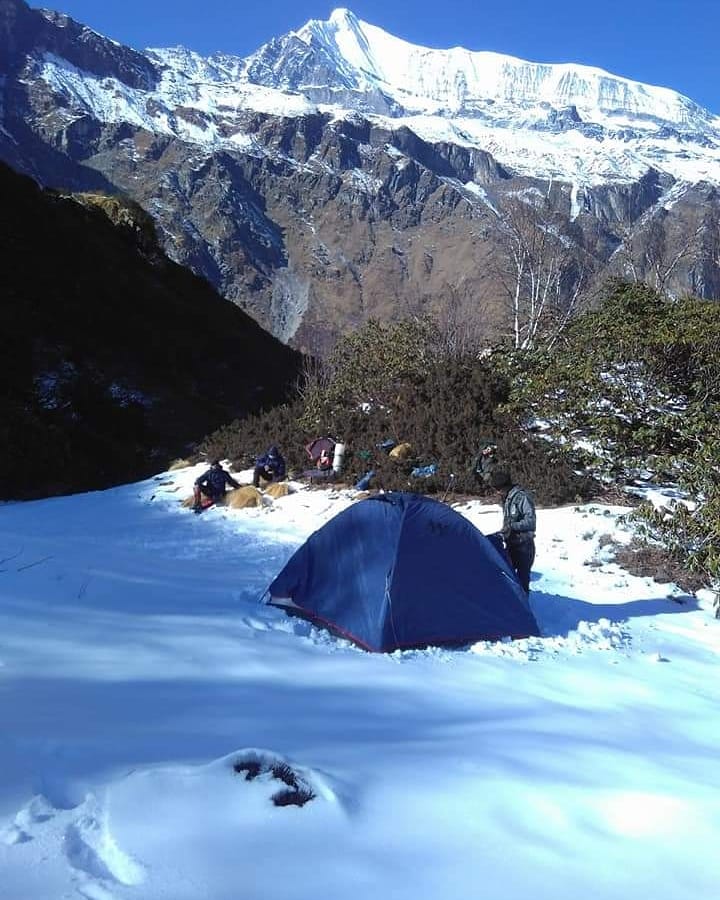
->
201, 318, 595, 505
0, 161, 302, 499
499, 279, 720, 607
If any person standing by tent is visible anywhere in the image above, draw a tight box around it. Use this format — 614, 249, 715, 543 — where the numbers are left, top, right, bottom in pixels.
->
253, 445, 286, 488
193, 459, 240, 512
491, 470, 536, 595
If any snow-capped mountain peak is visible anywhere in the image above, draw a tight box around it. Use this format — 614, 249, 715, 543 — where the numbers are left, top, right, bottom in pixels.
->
291, 7, 713, 129
295, 8, 383, 85
15, 4, 720, 186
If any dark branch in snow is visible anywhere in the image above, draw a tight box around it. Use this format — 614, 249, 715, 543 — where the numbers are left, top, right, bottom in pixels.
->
16, 556, 54, 572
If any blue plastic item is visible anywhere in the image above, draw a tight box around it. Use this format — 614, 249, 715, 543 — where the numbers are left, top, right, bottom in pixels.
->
376, 439, 397, 452
410, 463, 438, 479
354, 470, 375, 491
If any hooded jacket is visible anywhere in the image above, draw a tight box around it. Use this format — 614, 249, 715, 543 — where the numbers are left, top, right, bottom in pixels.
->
195, 465, 240, 498
256, 447, 286, 480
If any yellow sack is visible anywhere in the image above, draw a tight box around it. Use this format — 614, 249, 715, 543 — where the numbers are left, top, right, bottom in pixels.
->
265, 481, 291, 499
226, 486, 264, 509
389, 442, 412, 461
168, 458, 192, 471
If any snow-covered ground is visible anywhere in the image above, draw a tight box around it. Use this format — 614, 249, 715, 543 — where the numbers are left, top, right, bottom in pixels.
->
1, 464, 718, 900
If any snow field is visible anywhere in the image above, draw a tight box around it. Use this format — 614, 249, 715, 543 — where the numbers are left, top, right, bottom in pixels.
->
0, 462, 718, 899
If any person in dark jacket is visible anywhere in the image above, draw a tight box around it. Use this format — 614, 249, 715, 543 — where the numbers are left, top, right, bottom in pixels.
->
472, 442, 498, 485
253, 445, 286, 487
193, 459, 240, 511
491, 470, 536, 595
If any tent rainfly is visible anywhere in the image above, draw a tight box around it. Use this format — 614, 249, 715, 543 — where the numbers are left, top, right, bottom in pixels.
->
268, 492, 540, 652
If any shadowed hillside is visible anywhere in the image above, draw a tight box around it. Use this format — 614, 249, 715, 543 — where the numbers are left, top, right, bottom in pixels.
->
0, 162, 303, 499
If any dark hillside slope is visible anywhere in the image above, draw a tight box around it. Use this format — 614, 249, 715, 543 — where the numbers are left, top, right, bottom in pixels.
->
0, 162, 303, 498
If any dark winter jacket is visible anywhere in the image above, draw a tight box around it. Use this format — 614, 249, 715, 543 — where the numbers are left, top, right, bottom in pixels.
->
502, 485, 536, 543
255, 447, 286, 480
473, 450, 498, 484
195, 465, 240, 498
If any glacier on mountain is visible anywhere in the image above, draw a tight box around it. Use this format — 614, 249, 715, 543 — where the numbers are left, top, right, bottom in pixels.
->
32, 7, 720, 187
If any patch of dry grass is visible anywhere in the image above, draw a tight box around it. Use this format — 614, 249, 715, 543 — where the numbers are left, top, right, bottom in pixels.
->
613, 539, 706, 595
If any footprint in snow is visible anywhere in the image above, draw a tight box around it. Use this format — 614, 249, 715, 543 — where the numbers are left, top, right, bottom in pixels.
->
0, 793, 56, 845
63, 803, 145, 890
1, 792, 144, 898
0, 823, 32, 845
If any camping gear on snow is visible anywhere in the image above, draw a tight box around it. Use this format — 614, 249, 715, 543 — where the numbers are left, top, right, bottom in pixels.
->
305, 437, 336, 464
410, 463, 438, 479
354, 470, 375, 491
265, 482, 291, 499
441, 473, 456, 502
303, 436, 338, 483
389, 442, 412, 461
267, 492, 539, 652
376, 438, 396, 453
306, 468, 336, 484
332, 442, 346, 474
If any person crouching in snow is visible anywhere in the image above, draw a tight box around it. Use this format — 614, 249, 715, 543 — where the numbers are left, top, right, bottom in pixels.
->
252, 445, 286, 488
491, 470, 536, 595
193, 459, 240, 511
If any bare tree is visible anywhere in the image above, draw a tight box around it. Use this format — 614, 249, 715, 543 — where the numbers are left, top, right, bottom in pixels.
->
494, 191, 586, 350
690, 208, 720, 298
613, 210, 705, 296
433, 285, 487, 356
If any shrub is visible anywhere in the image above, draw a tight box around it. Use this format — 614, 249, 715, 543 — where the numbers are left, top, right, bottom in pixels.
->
201, 318, 596, 505
500, 281, 720, 476
499, 279, 720, 608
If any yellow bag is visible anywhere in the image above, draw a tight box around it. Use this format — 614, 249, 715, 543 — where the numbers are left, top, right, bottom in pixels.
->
389, 442, 412, 461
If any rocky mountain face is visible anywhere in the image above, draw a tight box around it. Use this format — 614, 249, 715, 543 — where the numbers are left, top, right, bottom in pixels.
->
0, 160, 302, 498
2, 0, 720, 353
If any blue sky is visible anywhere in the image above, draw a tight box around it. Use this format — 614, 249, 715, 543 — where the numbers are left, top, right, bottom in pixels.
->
50, 0, 719, 113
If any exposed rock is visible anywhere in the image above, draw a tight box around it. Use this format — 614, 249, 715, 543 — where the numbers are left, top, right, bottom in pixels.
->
1, 0, 719, 353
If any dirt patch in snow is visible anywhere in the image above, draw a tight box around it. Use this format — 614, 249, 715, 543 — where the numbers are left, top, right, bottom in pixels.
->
233, 755, 316, 808
613, 540, 706, 595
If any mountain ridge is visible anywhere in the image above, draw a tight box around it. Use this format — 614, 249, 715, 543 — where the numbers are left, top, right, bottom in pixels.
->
10, 2, 719, 186
0, 159, 302, 497
291, 8, 716, 126
2, 0, 720, 352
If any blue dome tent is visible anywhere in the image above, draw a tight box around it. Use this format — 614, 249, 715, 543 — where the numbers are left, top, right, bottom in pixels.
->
268, 492, 540, 652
